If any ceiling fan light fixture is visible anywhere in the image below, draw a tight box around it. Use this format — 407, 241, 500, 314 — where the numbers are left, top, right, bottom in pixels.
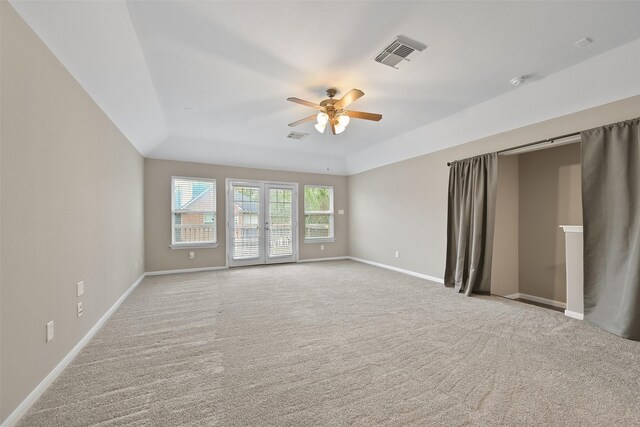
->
315, 123, 326, 134
334, 123, 346, 134
317, 112, 329, 125
337, 115, 350, 128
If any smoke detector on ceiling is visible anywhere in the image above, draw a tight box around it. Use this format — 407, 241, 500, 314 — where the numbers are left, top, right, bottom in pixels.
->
287, 131, 309, 140
374, 35, 427, 69
510, 76, 526, 87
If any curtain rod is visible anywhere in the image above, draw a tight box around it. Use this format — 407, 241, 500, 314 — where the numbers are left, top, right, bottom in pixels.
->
446, 131, 581, 166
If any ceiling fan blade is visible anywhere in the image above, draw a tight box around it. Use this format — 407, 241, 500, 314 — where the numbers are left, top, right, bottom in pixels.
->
329, 119, 336, 135
345, 110, 383, 121
288, 115, 317, 127
287, 97, 323, 110
334, 89, 364, 110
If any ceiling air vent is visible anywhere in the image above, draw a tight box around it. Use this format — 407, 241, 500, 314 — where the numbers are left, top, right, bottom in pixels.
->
287, 131, 309, 140
374, 35, 427, 69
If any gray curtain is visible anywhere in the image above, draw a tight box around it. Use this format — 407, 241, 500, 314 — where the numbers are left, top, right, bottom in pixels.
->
581, 117, 640, 340
444, 153, 498, 295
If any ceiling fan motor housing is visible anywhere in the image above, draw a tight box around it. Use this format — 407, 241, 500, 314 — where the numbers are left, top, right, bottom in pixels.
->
320, 97, 338, 120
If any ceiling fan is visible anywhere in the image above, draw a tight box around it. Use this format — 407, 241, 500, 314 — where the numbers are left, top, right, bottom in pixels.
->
287, 88, 382, 135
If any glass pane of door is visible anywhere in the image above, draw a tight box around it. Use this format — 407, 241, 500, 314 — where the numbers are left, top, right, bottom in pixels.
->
267, 187, 293, 258
232, 185, 261, 260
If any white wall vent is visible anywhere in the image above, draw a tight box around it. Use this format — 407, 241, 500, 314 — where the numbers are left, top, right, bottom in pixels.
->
287, 131, 309, 140
374, 35, 427, 69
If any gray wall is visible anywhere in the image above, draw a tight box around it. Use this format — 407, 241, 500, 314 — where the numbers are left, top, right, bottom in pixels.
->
492, 155, 519, 297
518, 143, 582, 302
145, 159, 348, 272
0, 3, 145, 422
348, 95, 640, 282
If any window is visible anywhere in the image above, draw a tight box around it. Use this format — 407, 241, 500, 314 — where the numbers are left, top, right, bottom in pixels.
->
304, 185, 334, 242
171, 177, 216, 247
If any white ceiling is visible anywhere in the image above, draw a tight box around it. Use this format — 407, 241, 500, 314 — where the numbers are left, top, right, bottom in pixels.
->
10, 1, 640, 174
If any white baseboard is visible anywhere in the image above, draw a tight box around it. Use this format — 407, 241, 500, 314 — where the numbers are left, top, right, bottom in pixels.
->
145, 265, 228, 276
298, 256, 349, 263
347, 257, 444, 284
503, 292, 567, 309
564, 310, 584, 320
1, 273, 147, 427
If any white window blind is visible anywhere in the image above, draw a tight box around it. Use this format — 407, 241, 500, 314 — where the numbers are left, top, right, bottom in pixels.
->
172, 177, 216, 246
232, 185, 260, 259
304, 185, 334, 240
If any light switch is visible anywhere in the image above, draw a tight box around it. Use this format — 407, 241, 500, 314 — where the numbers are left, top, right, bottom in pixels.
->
46, 321, 54, 342
338, 209, 344, 215
77, 281, 84, 297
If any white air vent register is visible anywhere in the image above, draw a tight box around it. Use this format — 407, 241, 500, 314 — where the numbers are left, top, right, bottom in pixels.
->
374, 35, 427, 69
287, 131, 309, 140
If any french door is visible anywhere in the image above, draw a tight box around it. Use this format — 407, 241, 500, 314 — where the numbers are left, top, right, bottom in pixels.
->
227, 180, 298, 267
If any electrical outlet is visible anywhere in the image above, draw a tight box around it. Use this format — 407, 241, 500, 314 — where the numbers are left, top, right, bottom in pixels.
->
77, 302, 83, 317
395, 250, 400, 258
189, 251, 195, 259
77, 281, 84, 297
46, 321, 54, 342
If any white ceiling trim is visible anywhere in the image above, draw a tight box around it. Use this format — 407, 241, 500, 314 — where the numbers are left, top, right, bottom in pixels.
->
346, 38, 640, 175
9, 0, 168, 154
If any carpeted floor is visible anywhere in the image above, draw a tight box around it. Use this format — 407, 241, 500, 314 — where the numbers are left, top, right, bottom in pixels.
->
18, 260, 640, 426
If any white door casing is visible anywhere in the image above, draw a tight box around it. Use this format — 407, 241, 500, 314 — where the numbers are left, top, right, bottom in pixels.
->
227, 179, 298, 267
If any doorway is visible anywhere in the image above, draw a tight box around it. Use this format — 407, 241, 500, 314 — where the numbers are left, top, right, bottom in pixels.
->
492, 140, 582, 310
226, 180, 298, 267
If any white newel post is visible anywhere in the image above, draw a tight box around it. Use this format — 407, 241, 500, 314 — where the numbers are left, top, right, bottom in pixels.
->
560, 226, 584, 320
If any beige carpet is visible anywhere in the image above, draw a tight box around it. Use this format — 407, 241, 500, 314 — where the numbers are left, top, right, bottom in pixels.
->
18, 260, 640, 426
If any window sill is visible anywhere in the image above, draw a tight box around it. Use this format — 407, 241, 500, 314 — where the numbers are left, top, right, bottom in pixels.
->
170, 243, 219, 249
304, 238, 335, 244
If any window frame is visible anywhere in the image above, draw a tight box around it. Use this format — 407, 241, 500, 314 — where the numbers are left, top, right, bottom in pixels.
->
170, 176, 218, 249
303, 185, 335, 243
